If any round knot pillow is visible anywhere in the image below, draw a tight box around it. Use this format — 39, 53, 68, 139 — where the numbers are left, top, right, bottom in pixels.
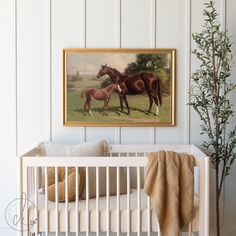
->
41, 167, 84, 202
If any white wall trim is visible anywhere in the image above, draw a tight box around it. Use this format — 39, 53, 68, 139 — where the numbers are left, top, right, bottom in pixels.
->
82, 0, 86, 142
151, 0, 156, 144
82, 126, 87, 142
115, 127, 121, 144
116, 0, 121, 144
221, 0, 226, 31
44, 0, 52, 142
149, 127, 155, 144
115, 0, 121, 48
151, 0, 156, 48
81, 0, 86, 48
14, 2, 21, 235
184, 0, 191, 145
15, 0, 18, 156
220, 0, 227, 227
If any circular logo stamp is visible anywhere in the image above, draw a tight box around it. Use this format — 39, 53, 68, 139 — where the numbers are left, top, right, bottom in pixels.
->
5, 192, 38, 232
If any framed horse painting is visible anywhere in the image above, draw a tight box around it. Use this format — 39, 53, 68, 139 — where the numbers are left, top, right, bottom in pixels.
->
63, 48, 176, 127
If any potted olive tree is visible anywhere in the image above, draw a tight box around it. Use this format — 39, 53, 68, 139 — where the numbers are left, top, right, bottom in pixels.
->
189, 1, 236, 235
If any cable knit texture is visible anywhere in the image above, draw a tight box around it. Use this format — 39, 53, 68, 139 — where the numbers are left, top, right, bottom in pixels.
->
144, 151, 195, 236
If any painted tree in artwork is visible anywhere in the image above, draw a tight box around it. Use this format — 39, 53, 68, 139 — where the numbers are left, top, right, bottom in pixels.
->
189, 1, 236, 235
124, 53, 171, 95
125, 53, 168, 74
124, 54, 168, 74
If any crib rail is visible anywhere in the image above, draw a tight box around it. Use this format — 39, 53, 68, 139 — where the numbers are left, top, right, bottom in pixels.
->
22, 156, 147, 167
18, 145, 210, 236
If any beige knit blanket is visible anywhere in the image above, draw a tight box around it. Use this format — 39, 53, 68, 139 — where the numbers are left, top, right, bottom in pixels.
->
144, 151, 195, 236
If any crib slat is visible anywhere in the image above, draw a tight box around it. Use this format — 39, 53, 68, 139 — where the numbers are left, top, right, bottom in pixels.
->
96, 167, 100, 236
157, 217, 161, 235
19, 162, 23, 235
127, 167, 130, 236
137, 166, 141, 236
25, 167, 29, 234
188, 221, 192, 236
30, 167, 34, 197
34, 166, 38, 235
65, 167, 69, 236
147, 196, 151, 236
55, 167, 59, 236
86, 166, 89, 236
44, 167, 48, 236
106, 167, 110, 236
117, 166, 120, 236
76, 167, 79, 236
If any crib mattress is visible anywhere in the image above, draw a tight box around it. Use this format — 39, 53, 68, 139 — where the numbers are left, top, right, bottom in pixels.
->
29, 189, 199, 233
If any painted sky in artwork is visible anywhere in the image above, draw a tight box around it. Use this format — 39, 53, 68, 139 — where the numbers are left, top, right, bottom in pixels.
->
67, 52, 136, 75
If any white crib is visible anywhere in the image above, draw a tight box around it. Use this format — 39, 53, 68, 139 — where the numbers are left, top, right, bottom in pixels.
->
18, 144, 210, 236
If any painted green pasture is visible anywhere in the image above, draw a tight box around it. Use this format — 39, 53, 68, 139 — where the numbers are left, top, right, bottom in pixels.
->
67, 90, 171, 123
66, 77, 171, 123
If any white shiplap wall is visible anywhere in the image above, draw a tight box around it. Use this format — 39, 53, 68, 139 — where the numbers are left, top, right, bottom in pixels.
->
0, 0, 17, 234
0, 0, 236, 235
52, 0, 188, 145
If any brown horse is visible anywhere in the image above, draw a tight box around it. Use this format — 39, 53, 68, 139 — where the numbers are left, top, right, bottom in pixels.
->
81, 83, 122, 116
97, 64, 162, 115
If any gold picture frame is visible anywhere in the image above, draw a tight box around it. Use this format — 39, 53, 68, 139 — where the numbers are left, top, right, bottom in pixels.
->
63, 48, 176, 127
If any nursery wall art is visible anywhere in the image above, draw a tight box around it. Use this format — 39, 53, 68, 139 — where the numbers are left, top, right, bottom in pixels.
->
63, 48, 176, 126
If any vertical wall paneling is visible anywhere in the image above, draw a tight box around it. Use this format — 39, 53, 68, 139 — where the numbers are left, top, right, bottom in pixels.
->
44, 0, 52, 141
120, 127, 154, 144
149, 127, 155, 145
85, 0, 118, 143
210, 169, 217, 229
17, 0, 50, 155
86, 0, 117, 48
51, 0, 85, 144
155, 0, 186, 144
121, 0, 152, 48
151, 0, 156, 144
0, 0, 17, 232
189, 0, 205, 145
82, 0, 86, 142
81, 0, 86, 48
220, 0, 226, 31
149, 0, 157, 145
150, 0, 156, 49
115, 0, 121, 48
220, 0, 226, 228
120, 0, 154, 144
116, 0, 121, 144
190, 0, 217, 229
184, 0, 191, 144
86, 127, 119, 144
15, 0, 18, 156
222, 0, 236, 230
190, 0, 221, 145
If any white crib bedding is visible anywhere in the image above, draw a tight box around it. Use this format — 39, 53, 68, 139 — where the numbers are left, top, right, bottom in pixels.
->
29, 189, 199, 233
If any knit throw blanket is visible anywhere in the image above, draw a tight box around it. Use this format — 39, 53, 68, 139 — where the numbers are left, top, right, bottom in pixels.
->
144, 151, 195, 236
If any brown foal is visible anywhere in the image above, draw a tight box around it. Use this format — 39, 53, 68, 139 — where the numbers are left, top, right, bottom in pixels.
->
81, 84, 122, 116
